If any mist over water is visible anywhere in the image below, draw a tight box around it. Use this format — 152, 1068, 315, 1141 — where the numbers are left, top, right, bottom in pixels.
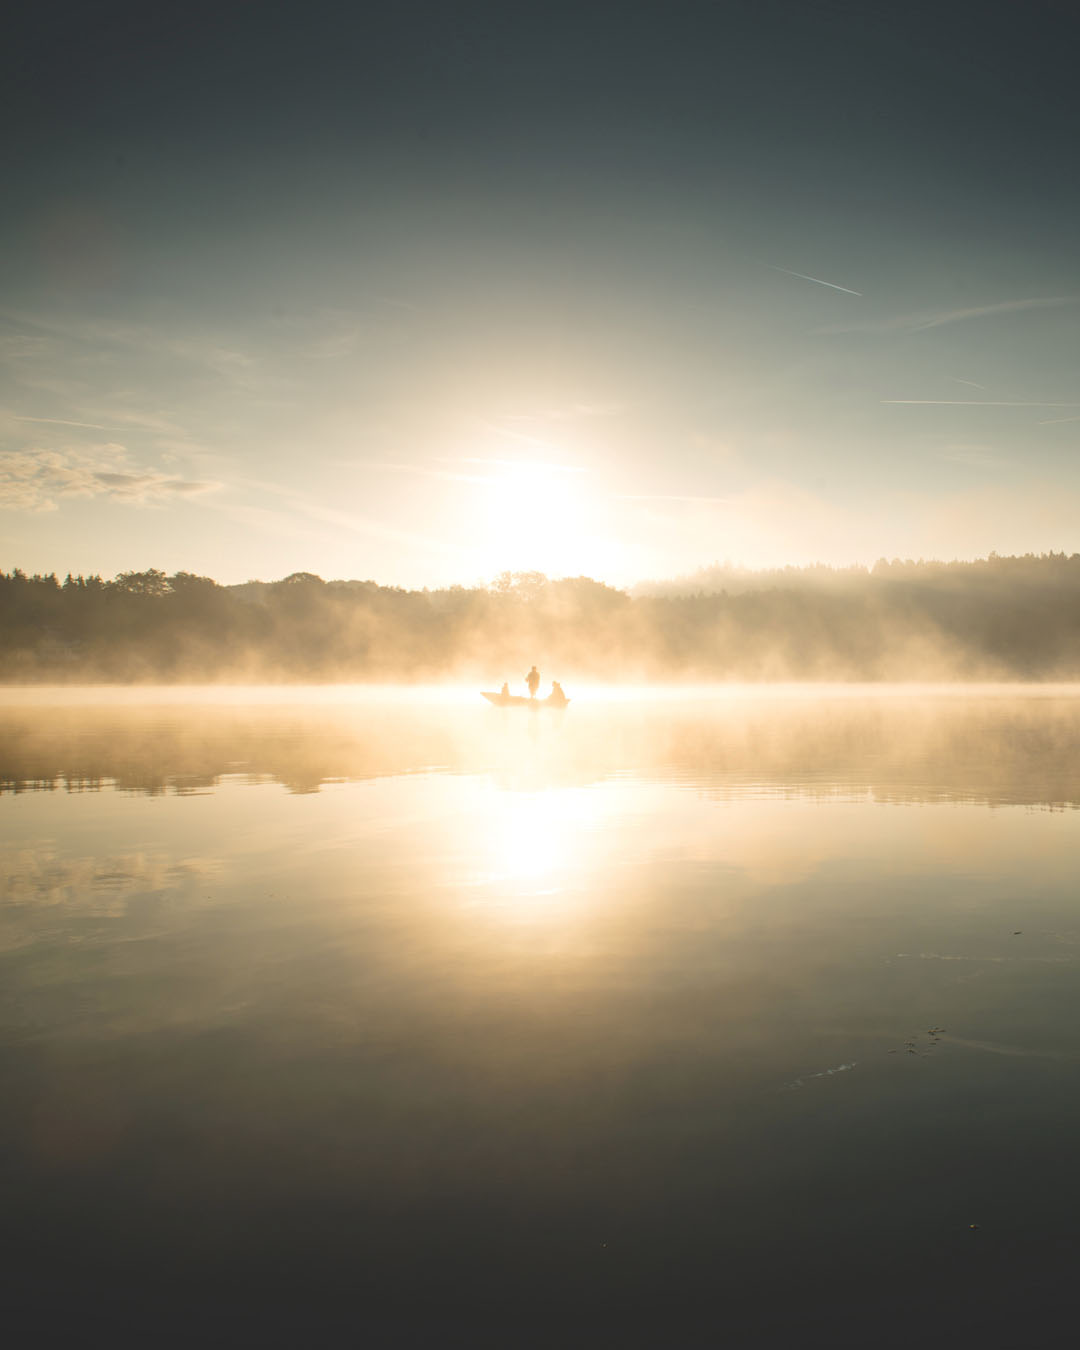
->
5, 683, 1080, 804
4, 686, 1080, 1345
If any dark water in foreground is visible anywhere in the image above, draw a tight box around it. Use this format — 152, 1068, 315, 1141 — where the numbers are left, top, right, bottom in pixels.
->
3, 687, 1080, 1346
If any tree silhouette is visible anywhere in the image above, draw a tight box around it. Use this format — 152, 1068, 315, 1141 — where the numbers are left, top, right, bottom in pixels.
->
3, 554, 1080, 682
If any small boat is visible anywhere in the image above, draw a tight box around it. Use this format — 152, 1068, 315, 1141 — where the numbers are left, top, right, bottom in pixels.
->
481, 690, 570, 709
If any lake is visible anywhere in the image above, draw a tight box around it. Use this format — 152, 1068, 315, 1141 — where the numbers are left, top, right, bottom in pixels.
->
3, 687, 1080, 1346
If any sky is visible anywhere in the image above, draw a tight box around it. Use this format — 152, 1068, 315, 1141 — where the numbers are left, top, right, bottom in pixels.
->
3, 0, 1080, 587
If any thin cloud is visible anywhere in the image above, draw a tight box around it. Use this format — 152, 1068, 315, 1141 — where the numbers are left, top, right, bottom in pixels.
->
817, 296, 1076, 336
768, 265, 863, 297
0, 333, 50, 360
14, 414, 122, 431
223, 474, 454, 554
0, 445, 220, 511
297, 330, 359, 361
358, 459, 494, 485
86, 407, 191, 437
1039, 414, 1080, 426
200, 498, 317, 543
942, 445, 1001, 469
94, 471, 219, 499
1, 311, 144, 346
948, 377, 986, 390
2, 310, 258, 384
292, 499, 452, 552
164, 339, 257, 382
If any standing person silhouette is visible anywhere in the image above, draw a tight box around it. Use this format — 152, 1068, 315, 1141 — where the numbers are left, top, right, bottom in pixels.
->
526, 665, 540, 699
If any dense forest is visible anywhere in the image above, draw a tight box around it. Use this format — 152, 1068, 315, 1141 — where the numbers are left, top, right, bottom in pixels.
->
3, 554, 1080, 682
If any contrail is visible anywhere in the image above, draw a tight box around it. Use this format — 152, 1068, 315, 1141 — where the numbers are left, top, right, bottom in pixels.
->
1039, 414, 1080, 425
883, 400, 1080, 407
15, 415, 119, 430
949, 377, 986, 390
814, 296, 1075, 336
768, 265, 862, 296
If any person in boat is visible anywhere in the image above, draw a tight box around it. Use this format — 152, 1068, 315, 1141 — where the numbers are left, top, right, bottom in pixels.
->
550, 680, 565, 703
526, 665, 540, 698
500, 682, 509, 698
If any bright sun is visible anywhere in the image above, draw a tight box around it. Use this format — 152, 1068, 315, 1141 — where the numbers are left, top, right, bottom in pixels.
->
472, 460, 618, 579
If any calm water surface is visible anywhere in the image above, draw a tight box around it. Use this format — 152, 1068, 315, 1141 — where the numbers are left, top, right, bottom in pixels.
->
3, 688, 1080, 1346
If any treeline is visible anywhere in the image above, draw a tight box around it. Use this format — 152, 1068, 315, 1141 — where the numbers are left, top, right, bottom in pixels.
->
3, 555, 1080, 681
633, 551, 1080, 597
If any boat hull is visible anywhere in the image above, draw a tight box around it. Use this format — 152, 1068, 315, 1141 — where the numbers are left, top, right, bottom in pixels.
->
481, 691, 569, 709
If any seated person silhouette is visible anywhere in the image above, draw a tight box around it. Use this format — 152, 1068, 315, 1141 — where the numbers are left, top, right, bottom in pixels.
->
526, 666, 540, 698
550, 680, 565, 703
500, 682, 509, 698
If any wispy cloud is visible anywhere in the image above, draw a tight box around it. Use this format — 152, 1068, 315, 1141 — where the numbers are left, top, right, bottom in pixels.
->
768, 265, 862, 296
221, 474, 453, 554
297, 330, 359, 361
0, 446, 220, 512
82, 407, 190, 437
357, 459, 495, 485
2, 309, 259, 386
287, 498, 451, 551
163, 339, 257, 383
0, 333, 51, 360
817, 296, 1076, 336
883, 399, 1080, 407
942, 444, 1002, 469
14, 414, 123, 431
1038, 414, 1080, 426
948, 377, 986, 390
1, 311, 142, 346
200, 499, 318, 544
94, 471, 218, 499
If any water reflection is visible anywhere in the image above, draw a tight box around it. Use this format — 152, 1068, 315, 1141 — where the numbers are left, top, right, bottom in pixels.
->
4, 686, 1080, 805
4, 688, 1080, 1344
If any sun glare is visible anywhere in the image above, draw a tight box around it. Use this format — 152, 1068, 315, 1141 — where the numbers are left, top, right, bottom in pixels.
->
470, 460, 619, 579
462, 786, 604, 919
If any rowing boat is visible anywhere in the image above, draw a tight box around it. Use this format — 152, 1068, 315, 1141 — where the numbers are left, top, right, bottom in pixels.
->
481, 691, 570, 709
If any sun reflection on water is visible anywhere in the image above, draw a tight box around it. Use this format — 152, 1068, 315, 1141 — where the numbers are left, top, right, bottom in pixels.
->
463, 785, 604, 913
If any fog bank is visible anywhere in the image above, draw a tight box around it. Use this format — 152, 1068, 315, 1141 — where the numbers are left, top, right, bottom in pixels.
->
5, 554, 1080, 683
